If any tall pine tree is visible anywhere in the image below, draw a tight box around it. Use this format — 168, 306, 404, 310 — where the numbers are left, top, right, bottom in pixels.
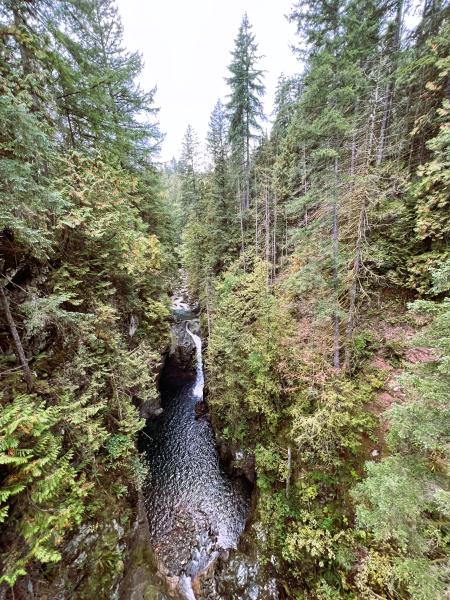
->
178, 124, 200, 226
226, 14, 265, 212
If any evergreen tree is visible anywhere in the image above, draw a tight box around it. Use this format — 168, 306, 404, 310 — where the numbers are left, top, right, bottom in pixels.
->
178, 124, 200, 225
353, 264, 450, 598
207, 99, 228, 173
226, 13, 265, 211
271, 74, 301, 150
49, 0, 161, 162
207, 100, 238, 269
0, 0, 175, 592
3, 0, 450, 597
182, 2, 450, 598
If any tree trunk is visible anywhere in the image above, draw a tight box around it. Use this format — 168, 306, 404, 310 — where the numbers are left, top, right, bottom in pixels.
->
332, 159, 340, 371
350, 101, 359, 177
284, 208, 288, 258
367, 81, 379, 166
286, 446, 292, 499
332, 200, 340, 370
265, 183, 270, 283
344, 199, 367, 371
376, 80, 393, 165
376, 0, 404, 166
66, 107, 76, 147
0, 285, 33, 392
205, 281, 212, 341
238, 180, 246, 268
255, 179, 259, 255
244, 108, 250, 210
272, 192, 278, 281
302, 144, 307, 194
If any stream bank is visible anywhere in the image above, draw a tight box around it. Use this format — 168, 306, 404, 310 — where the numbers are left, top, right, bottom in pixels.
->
138, 292, 252, 599
122, 287, 281, 600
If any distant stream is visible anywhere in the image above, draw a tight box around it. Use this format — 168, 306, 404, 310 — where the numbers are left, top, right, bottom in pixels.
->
141, 294, 250, 599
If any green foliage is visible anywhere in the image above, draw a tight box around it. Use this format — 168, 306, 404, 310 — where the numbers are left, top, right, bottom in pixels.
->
207, 259, 295, 443
180, 101, 239, 300
354, 457, 431, 550
0, 394, 88, 585
289, 380, 376, 468
183, 3, 450, 598
0, 0, 175, 592
352, 275, 450, 598
50, 0, 161, 162
408, 98, 450, 293
226, 13, 265, 170
414, 105, 450, 243
0, 89, 64, 258
204, 256, 379, 597
3, 0, 450, 596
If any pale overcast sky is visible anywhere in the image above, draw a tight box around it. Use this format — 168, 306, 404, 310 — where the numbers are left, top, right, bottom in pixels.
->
116, 0, 300, 162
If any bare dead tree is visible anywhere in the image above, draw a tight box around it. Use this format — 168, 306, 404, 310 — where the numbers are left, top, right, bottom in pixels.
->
0, 279, 33, 392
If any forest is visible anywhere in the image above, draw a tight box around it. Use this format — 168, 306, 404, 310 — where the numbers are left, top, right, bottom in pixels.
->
0, 0, 449, 599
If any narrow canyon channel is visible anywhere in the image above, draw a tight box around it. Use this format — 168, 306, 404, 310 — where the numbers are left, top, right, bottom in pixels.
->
140, 293, 251, 599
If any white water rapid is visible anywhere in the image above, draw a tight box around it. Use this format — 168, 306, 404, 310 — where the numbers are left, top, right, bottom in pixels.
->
185, 322, 204, 399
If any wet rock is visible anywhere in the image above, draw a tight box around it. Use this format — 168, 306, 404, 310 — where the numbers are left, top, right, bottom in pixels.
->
194, 400, 209, 420
141, 297, 251, 598
119, 495, 169, 600
178, 575, 197, 600
170, 322, 196, 366
219, 445, 256, 485
139, 397, 164, 419
158, 322, 197, 395
196, 550, 280, 600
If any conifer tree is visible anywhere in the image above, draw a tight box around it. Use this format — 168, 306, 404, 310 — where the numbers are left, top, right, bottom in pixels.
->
49, 0, 161, 162
226, 14, 265, 212
0, 0, 175, 591
207, 100, 238, 268
208, 100, 228, 181
178, 125, 200, 225
271, 74, 301, 149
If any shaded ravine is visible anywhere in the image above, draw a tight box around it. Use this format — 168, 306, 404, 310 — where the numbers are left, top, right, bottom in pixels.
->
140, 297, 251, 599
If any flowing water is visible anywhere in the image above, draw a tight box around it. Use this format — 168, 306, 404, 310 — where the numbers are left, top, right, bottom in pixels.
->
185, 323, 204, 399
141, 299, 250, 599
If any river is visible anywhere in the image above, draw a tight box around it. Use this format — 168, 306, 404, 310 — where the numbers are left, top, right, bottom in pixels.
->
141, 297, 251, 599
